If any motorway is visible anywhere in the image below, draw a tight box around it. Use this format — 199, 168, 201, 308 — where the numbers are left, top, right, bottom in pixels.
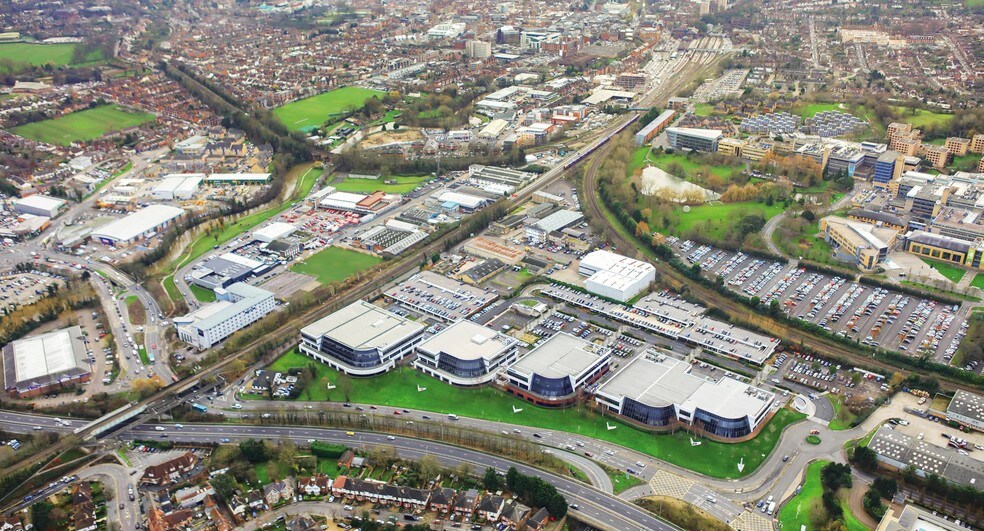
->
123, 423, 674, 531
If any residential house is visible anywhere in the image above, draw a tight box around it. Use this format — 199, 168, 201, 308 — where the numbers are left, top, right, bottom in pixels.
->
429, 487, 456, 513
263, 479, 295, 506
227, 494, 247, 517
287, 515, 319, 531
499, 499, 531, 527
246, 490, 265, 510
0, 516, 24, 531
204, 495, 234, 531
297, 475, 331, 496
141, 451, 199, 486
477, 495, 505, 521
71, 483, 97, 531
526, 507, 550, 531
330, 476, 430, 509
453, 489, 480, 517
337, 450, 356, 468
175, 484, 215, 508
148, 508, 193, 531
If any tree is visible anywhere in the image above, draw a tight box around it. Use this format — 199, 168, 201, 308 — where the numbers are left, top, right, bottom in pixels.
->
239, 439, 269, 463
132, 376, 164, 399
801, 210, 816, 222
454, 463, 473, 481
211, 473, 237, 501
872, 477, 897, 499
418, 454, 442, 481
851, 445, 878, 471
483, 467, 501, 491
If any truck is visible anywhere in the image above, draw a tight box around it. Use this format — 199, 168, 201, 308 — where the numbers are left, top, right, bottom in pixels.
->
767, 502, 776, 515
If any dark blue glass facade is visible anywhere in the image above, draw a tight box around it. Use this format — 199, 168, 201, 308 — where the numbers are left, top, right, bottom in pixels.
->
529, 374, 574, 398
692, 409, 751, 438
622, 398, 676, 427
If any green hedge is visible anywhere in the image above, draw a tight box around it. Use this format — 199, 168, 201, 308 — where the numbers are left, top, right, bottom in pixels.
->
310, 441, 348, 459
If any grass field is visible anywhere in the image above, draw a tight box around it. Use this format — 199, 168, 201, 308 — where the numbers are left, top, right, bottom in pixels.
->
0, 42, 102, 72
920, 258, 966, 283
971, 273, 984, 290
773, 221, 843, 270
694, 103, 714, 116
893, 107, 953, 129
648, 152, 743, 181
12, 105, 154, 146
333, 175, 431, 194
259, 350, 806, 479
289, 246, 381, 285
273, 87, 386, 131
793, 103, 846, 118
667, 201, 786, 240
189, 284, 217, 303
779, 460, 828, 531
827, 395, 858, 431
602, 464, 644, 494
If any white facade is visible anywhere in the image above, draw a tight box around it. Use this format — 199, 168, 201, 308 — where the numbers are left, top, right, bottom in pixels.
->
91, 205, 185, 246
12, 195, 66, 218
578, 250, 656, 302
175, 283, 275, 349
151, 175, 204, 200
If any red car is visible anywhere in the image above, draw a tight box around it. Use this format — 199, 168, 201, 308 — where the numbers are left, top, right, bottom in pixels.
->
810, 429, 820, 435
393, 410, 401, 415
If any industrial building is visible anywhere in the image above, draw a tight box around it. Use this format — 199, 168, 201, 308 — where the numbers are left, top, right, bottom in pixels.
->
666, 127, 723, 152
253, 222, 297, 243
867, 425, 984, 488
356, 220, 428, 257
524, 209, 583, 244
594, 352, 775, 439
944, 390, 984, 432
299, 300, 425, 376
151, 174, 204, 200
188, 253, 266, 290
818, 216, 898, 271
578, 250, 656, 302
505, 333, 611, 407
468, 165, 534, 195
437, 191, 488, 212
12, 195, 66, 218
90, 205, 185, 247
876, 504, 967, 531
320, 190, 393, 215
2, 326, 90, 398
174, 283, 275, 350
414, 320, 520, 386
205, 173, 272, 184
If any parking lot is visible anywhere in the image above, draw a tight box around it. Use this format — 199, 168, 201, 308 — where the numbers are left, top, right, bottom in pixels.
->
0, 271, 66, 307
672, 239, 970, 367
383, 271, 498, 323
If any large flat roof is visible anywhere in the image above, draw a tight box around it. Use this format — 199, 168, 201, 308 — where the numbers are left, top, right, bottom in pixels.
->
3, 326, 88, 389
14, 195, 66, 211
510, 333, 604, 379
175, 282, 273, 332
869, 425, 984, 488
302, 300, 424, 351
91, 205, 185, 242
947, 390, 984, 424
417, 321, 517, 361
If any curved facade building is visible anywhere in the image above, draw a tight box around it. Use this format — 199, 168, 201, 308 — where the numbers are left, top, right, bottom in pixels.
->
415, 321, 519, 386
505, 333, 611, 407
299, 301, 425, 376
595, 352, 775, 440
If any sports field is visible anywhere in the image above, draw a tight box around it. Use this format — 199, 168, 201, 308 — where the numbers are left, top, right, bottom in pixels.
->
0, 42, 102, 72
289, 246, 381, 285
920, 257, 966, 283
258, 350, 806, 479
778, 460, 827, 531
11, 105, 155, 146
273, 87, 386, 131
333, 175, 431, 194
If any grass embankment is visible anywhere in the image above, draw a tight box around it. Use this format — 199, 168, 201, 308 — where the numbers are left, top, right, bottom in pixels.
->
12, 105, 154, 146
125, 295, 146, 325
827, 394, 858, 431
252, 350, 806, 479
333, 175, 431, 194
289, 246, 381, 285
919, 258, 967, 283
635, 496, 732, 531
273, 87, 386, 132
160, 165, 322, 306
189, 284, 217, 302
971, 273, 984, 290
779, 460, 827, 530
600, 463, 644, 494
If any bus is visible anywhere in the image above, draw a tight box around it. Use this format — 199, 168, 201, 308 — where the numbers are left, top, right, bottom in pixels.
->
191, 403, 207, 413
148, 352, 155, 363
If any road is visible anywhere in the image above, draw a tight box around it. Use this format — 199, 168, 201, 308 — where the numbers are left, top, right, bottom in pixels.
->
123, 424, 675, 531
760, 182, 857, 258
78, 463, 139, 531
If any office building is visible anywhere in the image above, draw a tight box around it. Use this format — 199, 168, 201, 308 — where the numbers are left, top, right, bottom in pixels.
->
634, 110, 675, 146
876, 504, 966, 531
299, 301, 425, 376
595, 352, 775, 439
175, 283, 275, 349
666, 127, 722, 152
578, 250, 656, 302
465, 40, 492, 59
505, 333, 611, 407
188, 253, 265, 290
873, 151, 901, 188
819, 216, 898, 271
2, 326, 90, 398
415, 321, 519, 386
904, 231, 984, 270
945, 137, 971, 156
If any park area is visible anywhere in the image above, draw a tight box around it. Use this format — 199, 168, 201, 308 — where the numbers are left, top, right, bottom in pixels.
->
628, 147, 744, 183
333, 174, 431, 194
665, 201, 785, 241
273, 87, 386, 132
778, 460, 868, 531
0, 42, 102, 72
289, 246, 381, 285
254, 349, 805, 479
12, 105, 154, 146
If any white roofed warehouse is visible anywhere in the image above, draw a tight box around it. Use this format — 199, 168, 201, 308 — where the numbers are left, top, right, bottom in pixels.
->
415, 320, 520, 386
505, 333, 611, 407
12, 195, 66, 218
578, 250, 656, 302
299, 301, 425, 376
2, 326, 91, 398
594, 352, 775, 439
91, 205, 185, 247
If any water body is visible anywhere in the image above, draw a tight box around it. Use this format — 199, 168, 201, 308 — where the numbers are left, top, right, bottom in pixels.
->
640, 165, 720, 203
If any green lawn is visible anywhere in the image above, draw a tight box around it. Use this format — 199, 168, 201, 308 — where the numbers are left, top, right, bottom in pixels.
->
138, 345, 150, 365
793, 103, 845, 118
12, 105, 154, 146
827, 395, 858, 431
627, 148, 743, 183
694, 103, 714, 117
189, 284, 217, 303
273, 87, 386, 131
289, 246, 382, 285
602, 464, 644, 494
779, 460, 828, 531
892, 107, 953, 129
259, 350, 806, 479
773, 221, 839, 268
667, 201, 786, 240
316, 458, 342, 477
920, 258, 966, 283
333, 175, 431, 194
0, 42, 102, 72
971, 273, 984, 290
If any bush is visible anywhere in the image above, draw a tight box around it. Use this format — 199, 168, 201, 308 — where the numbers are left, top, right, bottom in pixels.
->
863, 488, 886, 519
310, 442, 348, 459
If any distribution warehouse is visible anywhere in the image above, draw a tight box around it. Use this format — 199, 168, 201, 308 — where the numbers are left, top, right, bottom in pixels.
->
578, 250, 656, 302
2, 326, 91, 398
299, 301, 425, 376
12, 195, 66, 218
594, 352, 775, 439
414, 320, 519, 386
90, 204, 185, 246
174, 283, 275, 349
